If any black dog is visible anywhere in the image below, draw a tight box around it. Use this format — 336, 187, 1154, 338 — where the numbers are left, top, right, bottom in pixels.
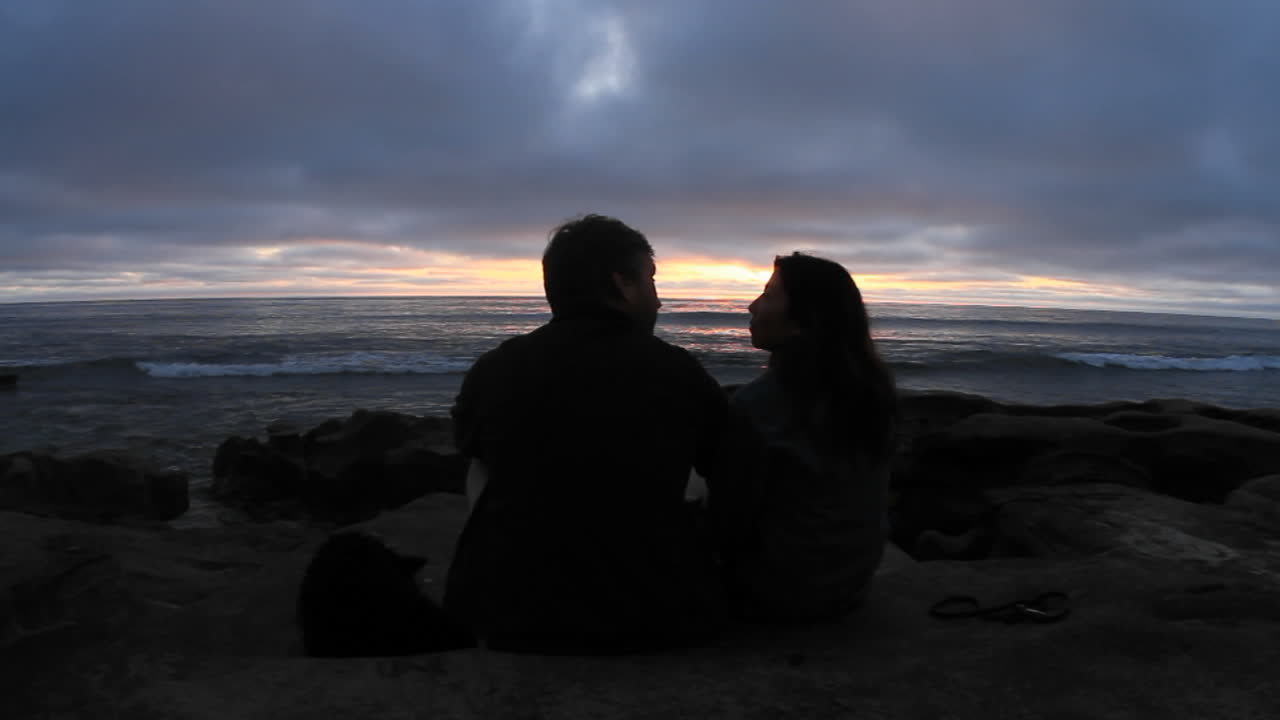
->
297, 531, 475, 656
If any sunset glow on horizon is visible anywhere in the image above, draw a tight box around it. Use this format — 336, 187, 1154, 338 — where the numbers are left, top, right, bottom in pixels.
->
7, 247, 1266, 319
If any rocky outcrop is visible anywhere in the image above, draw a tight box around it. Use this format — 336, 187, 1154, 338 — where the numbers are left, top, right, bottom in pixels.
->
0, 504, 321, 661
890, 392, 1280, 553
898, 403, 1280, 501
1, 536, 131, 649
6, 393, 1280, 717
212, 409, 466, 524
1225, 474, 1280, 524
6, 491, 1280, 720
0, 450, 189, 523
0, 494, 454, 661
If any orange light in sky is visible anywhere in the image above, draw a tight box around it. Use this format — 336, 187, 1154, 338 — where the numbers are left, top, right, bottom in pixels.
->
401, 257, 545, 293
74, 242, 1149, 309
336, 256, 1063, 301
364, 254, 784, 298
657, 258, 774, 298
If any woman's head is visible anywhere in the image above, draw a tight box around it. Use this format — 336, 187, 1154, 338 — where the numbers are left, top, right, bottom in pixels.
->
748, 252, 896, 458
748, 253, 872, 353
746, 270, 794, 351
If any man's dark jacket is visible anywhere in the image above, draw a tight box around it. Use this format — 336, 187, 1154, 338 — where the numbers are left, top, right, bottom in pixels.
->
444, 305, 727, 653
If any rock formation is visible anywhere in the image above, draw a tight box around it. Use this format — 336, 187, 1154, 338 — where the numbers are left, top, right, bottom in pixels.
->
0, 449, 188, 523
4, 392, 1280, 718
212, 409, 465, 524
890, 392, 1280, 555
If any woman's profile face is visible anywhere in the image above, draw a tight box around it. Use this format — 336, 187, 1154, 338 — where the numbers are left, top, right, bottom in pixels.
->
748, 271, 798, 350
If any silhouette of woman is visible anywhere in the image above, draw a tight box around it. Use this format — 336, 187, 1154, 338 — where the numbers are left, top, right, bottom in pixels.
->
712, 252, 897, 622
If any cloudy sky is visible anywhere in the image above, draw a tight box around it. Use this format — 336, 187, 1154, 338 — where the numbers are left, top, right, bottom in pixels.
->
2, 0, 1278, 317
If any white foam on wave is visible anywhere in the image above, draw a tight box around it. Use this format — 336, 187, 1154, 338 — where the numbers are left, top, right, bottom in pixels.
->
137, 351, 473, 378
1055, 352, 1280, 372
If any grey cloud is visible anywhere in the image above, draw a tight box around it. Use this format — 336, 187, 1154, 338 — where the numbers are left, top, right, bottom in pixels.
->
614, 1, 1280, 271
1, 0, 1278, 312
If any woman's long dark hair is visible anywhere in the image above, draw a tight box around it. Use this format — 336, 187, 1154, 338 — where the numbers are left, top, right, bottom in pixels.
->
770, 252, 897, 461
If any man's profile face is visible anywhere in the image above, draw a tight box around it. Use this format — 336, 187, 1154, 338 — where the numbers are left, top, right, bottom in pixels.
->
613, 256, 661, 332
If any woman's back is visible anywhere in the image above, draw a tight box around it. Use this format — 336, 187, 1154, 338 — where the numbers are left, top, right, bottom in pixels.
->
715, 370, 889, 622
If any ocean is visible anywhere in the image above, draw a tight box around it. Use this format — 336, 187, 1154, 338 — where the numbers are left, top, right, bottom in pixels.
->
3, 296, 1279, 491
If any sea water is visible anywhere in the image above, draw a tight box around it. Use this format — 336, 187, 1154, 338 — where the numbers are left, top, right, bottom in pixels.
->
2, 297, 1278, 487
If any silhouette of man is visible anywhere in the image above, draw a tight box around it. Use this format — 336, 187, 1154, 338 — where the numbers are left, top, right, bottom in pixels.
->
444, 214, 727, 654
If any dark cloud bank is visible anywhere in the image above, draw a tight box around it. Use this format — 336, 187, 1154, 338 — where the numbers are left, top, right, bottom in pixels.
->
1, 0, 1277, 315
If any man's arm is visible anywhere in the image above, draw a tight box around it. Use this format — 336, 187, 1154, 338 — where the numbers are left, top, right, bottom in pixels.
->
706, 405, 766, 547
689, 361, 730, 485
453, 350, 498, 516
451, 354, 488, 460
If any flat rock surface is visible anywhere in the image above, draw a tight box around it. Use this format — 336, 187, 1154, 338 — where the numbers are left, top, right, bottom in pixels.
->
7, 494, 1280, 719
988, 483, 1280, 578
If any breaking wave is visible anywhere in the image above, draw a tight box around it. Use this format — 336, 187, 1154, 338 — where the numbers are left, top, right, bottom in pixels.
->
1054, 352, 1280, 372
137, 352, 473, 378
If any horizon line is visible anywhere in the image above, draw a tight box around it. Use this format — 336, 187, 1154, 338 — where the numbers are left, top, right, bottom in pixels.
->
1, 292, 1275, 323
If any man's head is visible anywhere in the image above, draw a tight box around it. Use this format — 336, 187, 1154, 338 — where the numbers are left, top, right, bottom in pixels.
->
542, 214, 660, 330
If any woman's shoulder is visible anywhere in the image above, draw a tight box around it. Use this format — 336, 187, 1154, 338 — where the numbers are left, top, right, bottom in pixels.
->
728, 371, 807, 454
729, 370, 785, 411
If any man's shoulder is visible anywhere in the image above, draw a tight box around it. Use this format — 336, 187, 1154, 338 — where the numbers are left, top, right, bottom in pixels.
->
639, 334, 716, 378
643, 332, 693, 358
456, 331, 547, 398
472, 324, 714, 387
471, 327, 545, 363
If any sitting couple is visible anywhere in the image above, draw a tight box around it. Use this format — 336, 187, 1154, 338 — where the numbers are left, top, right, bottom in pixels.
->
445, 214, 897, 654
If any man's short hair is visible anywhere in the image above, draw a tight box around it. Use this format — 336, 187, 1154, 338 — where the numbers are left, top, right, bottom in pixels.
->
542, 214, 654, 316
